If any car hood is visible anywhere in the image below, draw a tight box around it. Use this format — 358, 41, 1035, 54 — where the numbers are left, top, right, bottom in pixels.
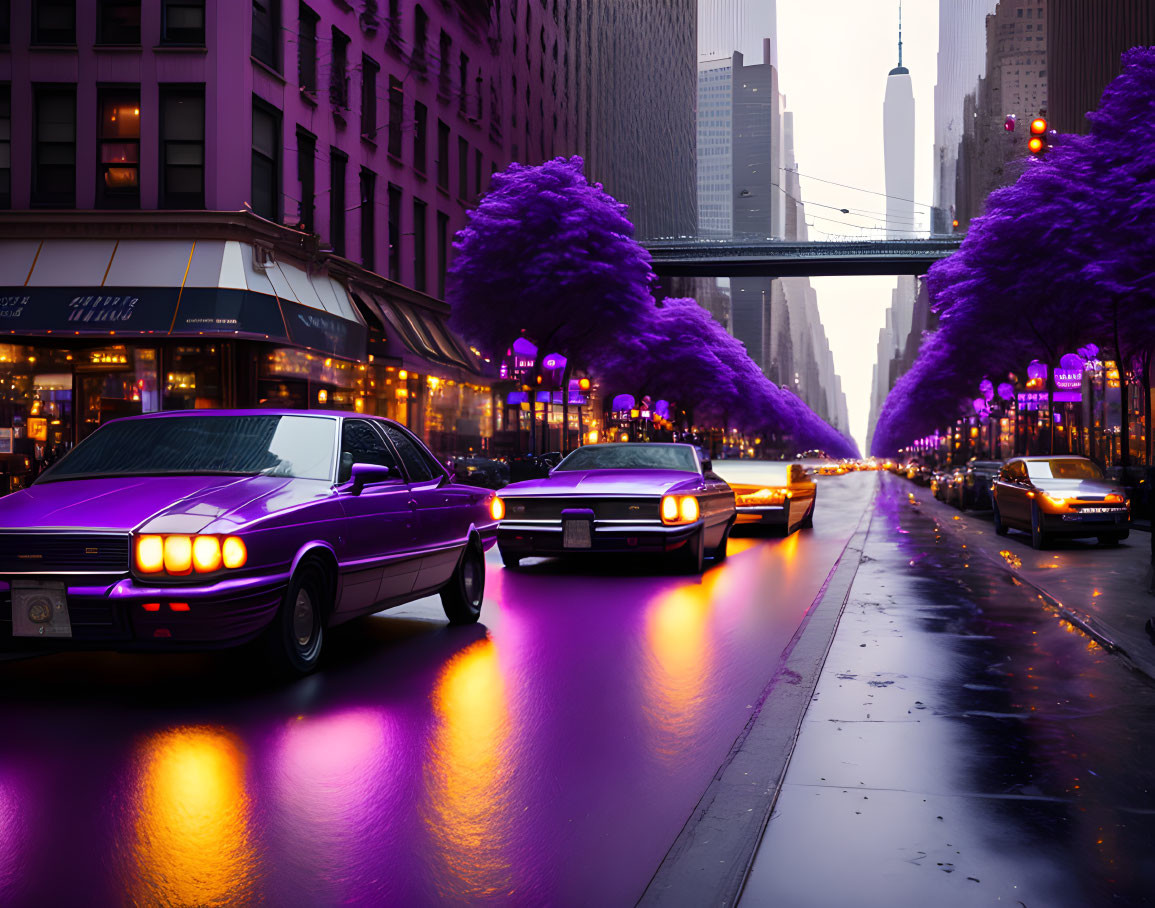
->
1031, 478, 1124, 498
0, 474, 315, 534
500, 469, 703, 497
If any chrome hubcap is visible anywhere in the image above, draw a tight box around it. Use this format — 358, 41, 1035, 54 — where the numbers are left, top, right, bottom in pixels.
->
293, 588, 314, 647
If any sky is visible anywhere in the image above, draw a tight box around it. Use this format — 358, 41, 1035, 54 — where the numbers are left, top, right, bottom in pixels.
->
731, 0, 941, 453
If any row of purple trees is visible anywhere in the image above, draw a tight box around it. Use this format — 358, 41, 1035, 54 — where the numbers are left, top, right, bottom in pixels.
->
873, 47, 1155, 465
448, 155, 857, 458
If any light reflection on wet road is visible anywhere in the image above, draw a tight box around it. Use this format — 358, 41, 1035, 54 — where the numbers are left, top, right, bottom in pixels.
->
0, 474, 875, 907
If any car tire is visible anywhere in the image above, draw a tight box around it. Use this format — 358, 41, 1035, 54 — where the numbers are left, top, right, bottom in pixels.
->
442, 541, 485, 625
712, 520, 733, 562
678, 530, 706, 575
1030, 503, 1048, 550
262, 560, 326, 678
993, 501, 1008, 536
801, 505, 814, 529
499, 548, 520, 569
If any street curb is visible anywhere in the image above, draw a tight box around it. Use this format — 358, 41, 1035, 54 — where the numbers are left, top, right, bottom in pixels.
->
637, 481, 877, 908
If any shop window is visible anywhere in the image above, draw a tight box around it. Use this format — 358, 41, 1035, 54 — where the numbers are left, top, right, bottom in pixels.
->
436, 210, 448, 299
162, 0, 204, 45
0, 86, 9, 209
413, 101, 427, 173
162, 345, 222, 410
296, 126, 316, 232
388, 77, 403, 159
298, 4, 318, 93
437, 119, 449, 190
159, 86, 204, 209
330, 148, 347, 255
33, 0, 74, 45
33, 85, 76, 207
251, 98, 281, 221
252, 0, 279, 71
97, 87, 141, 208
361, 54, 379, 139
360, 167, 376, 271
413, 199, 427, 292
387, 183, 401, 281
97, 0, 140, 45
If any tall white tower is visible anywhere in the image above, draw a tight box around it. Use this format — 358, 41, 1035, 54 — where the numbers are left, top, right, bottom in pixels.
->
883, 3, 916, 239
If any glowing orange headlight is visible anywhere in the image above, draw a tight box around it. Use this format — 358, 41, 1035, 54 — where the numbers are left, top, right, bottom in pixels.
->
163, 535, 193, 574
192, 535, 222, 573
135, 535, 165, 573
134, 534, 247, 575
222, 536, 247, 569
661, 495, 700, 525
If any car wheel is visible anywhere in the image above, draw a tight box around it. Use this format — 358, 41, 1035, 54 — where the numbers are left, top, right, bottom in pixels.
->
712, 520, 733, 562
992, 501, 1008, 536
1030, 503, 1048, 550
262, 561, 326, 678
442, 542, 485, 625
678, 530, 705, 575
499, 548, 521, 569
800, 505, 814, 529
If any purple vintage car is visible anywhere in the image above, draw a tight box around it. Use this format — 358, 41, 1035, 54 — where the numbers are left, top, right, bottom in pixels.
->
0, 410, 498, 675
494, 443, 736, 573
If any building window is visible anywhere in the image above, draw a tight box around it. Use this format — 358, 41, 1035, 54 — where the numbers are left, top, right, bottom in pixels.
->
361, 54, 379, 139
387, 76, 402, 158
474, 148, 482, 197
388, 183, 401, 281
97, 87, 140, 207
436, 210, 448, 298
458, 52, 468, 113
252, 0, 279, 70
97, 1, 140, 44
251, 99, 280, 221
438, 30, 451, 95
413, 199, 427, 291
0, 0, 8, 44
296, 126, 315, 232
385, 0, 401, 50
33, 85, 75, 206
413, 101, 427, 174
331, 28, 349, 109
159, 86, 204, 208
437, 120, 449, 191
298, 4, 318, 93
0, 86, 9, 208
330, 149, 347, 255
457, 136, 467, 200
33, 0, 75, 45
360, 168, 376, 271
161, 0, 204, 45
412, 5, 428, 73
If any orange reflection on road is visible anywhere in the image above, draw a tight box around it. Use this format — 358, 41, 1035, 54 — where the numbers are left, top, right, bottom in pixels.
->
125, 726, 256, 907
425, 637, 515, 901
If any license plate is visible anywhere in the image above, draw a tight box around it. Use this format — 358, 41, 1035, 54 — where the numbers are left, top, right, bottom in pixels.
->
1078, 508, 1117, 515
11, 581, 72, 638
563, 519, 592, 549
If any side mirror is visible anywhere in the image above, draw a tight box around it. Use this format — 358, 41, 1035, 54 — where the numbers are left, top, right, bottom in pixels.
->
700, 459, 713, 474
349, 462, 403, 495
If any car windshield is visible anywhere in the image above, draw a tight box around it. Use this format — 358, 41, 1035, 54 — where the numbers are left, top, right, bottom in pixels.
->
1025, 459, 1104, 481
39, 414, 336, 482
553, 444, 699, 473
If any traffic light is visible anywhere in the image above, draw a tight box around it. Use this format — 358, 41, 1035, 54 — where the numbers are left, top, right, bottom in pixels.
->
1028, 117, 1049, 155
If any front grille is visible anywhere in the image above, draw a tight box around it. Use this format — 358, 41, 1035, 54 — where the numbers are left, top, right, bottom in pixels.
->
502, 497, 660, 521
0, 533, 130, 573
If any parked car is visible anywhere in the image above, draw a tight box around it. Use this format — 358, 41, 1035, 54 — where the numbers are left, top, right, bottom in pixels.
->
961, 459, 1003, 510
992, 455, 1130, 549
450, 456, 510, 490
0, 410, 498, 675
495, 443, 736, 573
711, 460, 816, 534
944, 466, 968, 508
930, 470, 949, 500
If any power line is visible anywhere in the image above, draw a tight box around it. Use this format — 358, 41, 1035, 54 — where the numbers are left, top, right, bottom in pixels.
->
786, 168, 936, 210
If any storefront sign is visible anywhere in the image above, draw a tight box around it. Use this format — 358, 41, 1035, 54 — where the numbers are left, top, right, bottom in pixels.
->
1052, 391, 1082, 403
1053, 368, 1082, 391
1016, 391, 1049, 411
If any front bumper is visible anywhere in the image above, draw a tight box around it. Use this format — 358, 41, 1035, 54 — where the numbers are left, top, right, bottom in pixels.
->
0, 571, 287, 652
497, 520, 700, 557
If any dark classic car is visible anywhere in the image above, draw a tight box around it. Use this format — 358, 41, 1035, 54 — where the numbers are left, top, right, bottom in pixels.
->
710, 460, 816, 533
992, 455, 1130, 548
0, 410, 498, 675
958, 459, 1003, 510
494, 443, 736, 573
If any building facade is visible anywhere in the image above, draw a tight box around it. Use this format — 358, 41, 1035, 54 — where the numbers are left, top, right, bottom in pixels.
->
0, 0, 562, 469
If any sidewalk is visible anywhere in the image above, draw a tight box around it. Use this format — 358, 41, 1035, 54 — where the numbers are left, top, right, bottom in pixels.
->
739, 473, 1155, 907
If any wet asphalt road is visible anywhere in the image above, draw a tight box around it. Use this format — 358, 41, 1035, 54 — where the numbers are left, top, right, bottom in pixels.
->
744, 473, 1155, 907
0, 473, 875, 907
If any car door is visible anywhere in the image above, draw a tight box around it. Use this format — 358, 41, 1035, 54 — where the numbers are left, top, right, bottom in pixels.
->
336, 418, 420, 614
997, 460, 1029, 526
698, 455, 737, 548
379, 422, 463, 592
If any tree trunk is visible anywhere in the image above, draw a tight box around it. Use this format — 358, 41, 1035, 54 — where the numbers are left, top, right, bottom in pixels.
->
1112, 301, 1131, 468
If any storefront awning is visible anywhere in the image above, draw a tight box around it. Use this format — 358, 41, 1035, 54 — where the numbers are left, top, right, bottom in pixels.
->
0, 239, 367, 361
364, 291, 481, 377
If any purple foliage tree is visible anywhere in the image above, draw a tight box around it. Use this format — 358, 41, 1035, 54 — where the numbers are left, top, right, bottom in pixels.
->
447, 156, 656, 370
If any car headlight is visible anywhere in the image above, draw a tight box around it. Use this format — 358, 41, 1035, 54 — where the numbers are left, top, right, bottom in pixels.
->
135, 534, 247, 576
661, 495, 700, 525
1043, 493, 1070, 506
490, 496, 506, 520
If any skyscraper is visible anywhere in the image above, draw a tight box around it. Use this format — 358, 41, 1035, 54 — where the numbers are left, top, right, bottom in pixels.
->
698, 0, 779, 67
883, 5, 916, 239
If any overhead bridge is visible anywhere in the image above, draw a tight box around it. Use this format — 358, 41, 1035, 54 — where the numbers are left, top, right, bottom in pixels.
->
643, 237, 964, 278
